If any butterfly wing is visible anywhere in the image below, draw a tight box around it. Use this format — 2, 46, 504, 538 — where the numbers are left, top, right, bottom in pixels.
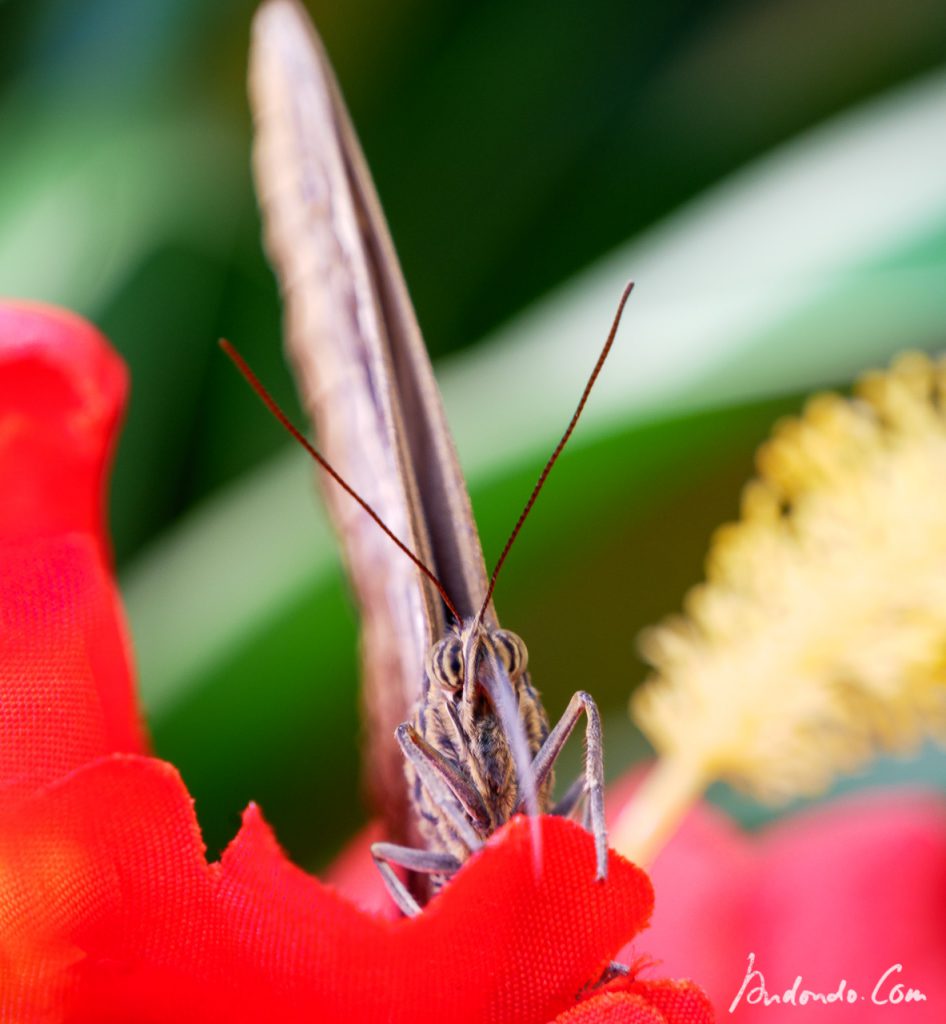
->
249, 0, 493, 843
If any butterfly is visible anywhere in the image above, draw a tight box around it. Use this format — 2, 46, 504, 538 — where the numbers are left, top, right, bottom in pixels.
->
231, 0, 633, 915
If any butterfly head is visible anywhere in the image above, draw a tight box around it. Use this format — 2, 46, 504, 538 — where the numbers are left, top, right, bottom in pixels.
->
422, 618, 545, 834
425, 621, 529, 701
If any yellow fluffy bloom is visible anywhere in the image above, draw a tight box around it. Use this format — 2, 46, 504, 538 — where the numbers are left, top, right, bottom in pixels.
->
616, 352, 946, 862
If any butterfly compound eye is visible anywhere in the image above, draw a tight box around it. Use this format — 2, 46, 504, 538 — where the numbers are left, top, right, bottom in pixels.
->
494, 629, 528, 679
427, 636, 465, 690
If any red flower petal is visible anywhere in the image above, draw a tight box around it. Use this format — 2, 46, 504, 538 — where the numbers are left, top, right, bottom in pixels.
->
0, 303, 126, 545
622, 980, 716, 1023
1, 757, 658, 1024
552, 979, 714, 1023
632, 788, 946, 1022
553, 992, 667, 1023
0, 304, 146, 794
0, 535, 147, 800
324, 819, 399, 919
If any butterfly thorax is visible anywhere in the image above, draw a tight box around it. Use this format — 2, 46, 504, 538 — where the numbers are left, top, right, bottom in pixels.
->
407, 621, 552, 866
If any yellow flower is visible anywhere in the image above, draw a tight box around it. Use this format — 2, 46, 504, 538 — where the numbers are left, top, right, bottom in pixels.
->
617, 352, 946, 862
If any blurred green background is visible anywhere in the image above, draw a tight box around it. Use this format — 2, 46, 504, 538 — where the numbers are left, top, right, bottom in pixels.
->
3, 0, 946, 867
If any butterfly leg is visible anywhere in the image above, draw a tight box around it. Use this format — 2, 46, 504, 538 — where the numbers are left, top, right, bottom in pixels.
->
599, 961, 630, 983
519, 690, 608, 880
371, 724, 485, 917
369, 842, 461, 917
396, 724, 487, 851
576, 960, 632, 999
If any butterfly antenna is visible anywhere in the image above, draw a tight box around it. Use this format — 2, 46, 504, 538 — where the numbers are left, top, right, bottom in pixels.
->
477, 281, 634, 620
220, 339, 461, 624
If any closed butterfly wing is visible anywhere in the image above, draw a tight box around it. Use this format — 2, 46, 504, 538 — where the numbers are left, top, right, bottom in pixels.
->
249, 0, 494, 845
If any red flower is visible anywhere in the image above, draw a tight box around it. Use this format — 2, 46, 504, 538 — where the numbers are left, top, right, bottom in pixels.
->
331, 774, 946, 1023
0, 303, 712, 1024
638, 788, 946, 1023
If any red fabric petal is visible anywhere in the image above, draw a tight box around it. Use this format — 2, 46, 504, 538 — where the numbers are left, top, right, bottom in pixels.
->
0, 534, 146, 800
0, 757, 657, 1024
0, 756, 204, 1022
324, 819, 399, 919
0, 303, 126, 545
553, 992, 667, 1023
622, 980, 716, 1023
219, 809, 654, 1023
552, 979, 714, 1023
0, 303, 146, 793
626, 788, 946, 1023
